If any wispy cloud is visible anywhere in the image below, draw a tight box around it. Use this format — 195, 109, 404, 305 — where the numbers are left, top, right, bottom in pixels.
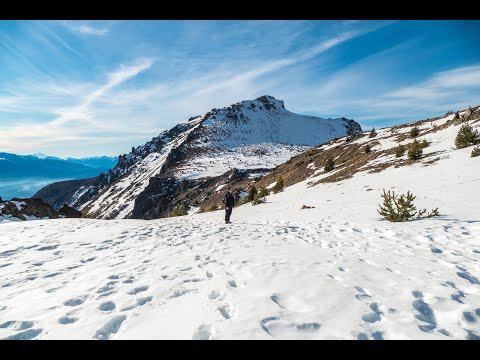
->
194, 30, 366, 97
0, 58, 154, 155
388, 65, 480, 100
61, 21, 109, 36
36, 22, 85, 60
343, 64, 480, 128
52, 58, 154, 126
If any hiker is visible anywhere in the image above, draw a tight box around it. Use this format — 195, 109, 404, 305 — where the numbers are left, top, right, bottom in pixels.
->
223, 187, 235, 224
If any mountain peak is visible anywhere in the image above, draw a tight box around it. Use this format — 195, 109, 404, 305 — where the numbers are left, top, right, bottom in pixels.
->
254, 95, 285, 109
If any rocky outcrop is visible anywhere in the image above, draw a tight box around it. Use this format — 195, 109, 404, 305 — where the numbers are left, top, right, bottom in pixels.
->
58, 204, 82, 218
0, 197, 81, 221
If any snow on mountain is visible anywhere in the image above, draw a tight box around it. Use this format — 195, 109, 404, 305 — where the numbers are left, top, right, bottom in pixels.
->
80, 116, 205, 219
31, 153, 51, 159
70, 96, 360, 219
0, 107, 478, 340
173, 95, 359, 180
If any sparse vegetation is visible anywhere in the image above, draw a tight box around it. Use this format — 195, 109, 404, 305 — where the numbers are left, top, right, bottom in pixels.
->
208, 204, 218, 212
272, 177, 285, 194
395, 144, 405, 158
258, 187, 269, 198
471, 146, 480, 158
365, 144, 371, 154
408, 140, 423, 160
324, 157, 335, 172
419, 139, 429, 149
378, 189, 439, 222
455, 123, 479, 149
410, 126, 420, 137
236, 196, 249, 206
170, 204, 188, 217
250, 187, 268, 206
246, 186, 258, 202
369, 128, 377, 138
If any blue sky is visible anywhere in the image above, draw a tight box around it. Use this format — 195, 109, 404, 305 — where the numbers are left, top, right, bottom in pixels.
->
1, 20, 480, 158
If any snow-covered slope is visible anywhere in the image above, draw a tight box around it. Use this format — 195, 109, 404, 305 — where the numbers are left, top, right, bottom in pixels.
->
69, 95, 360, 219
0, 108, 479, 340
80, 119, 203, 219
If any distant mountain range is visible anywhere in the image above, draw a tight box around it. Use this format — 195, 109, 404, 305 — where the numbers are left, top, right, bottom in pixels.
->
0, 153, 118, 200
0, 153, 117, 179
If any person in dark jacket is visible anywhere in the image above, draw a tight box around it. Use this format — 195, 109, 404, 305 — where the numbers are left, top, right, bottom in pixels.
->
223, 187, 235, 224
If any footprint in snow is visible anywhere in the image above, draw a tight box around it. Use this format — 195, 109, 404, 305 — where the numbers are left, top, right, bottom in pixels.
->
354, 286, 371, 301
362, 303, 383, 324
270, 294, 284, 309
217, 304, 235, 320
99, 301, 116, 312
58, 316, 78, 325
2, 328, 42, 340
94, 315, 126, 340
411, 292, 437, 333
0, 320, 34, 331
192, 324, 214, 340
127, 286, 149, 295
208, 291, 223, 300
121, 296, 154, 311
64, 297, 86, 307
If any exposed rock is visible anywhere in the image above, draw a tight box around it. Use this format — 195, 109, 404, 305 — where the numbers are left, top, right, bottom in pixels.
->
0, 197, 82, 221
58, 204, 82, 218
301, 205, 315, 209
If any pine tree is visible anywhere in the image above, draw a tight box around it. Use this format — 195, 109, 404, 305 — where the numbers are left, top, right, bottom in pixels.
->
247, 186, 257, 202
365, 144, 371, 154
471, 146, 480, 158
324, 157, 335, 172
272, 177, 285, 194
394, 191, 417, 221
369, 128, 377, 138
410, 126, 420, 137
378, 189, 439, 222
395, 144, 405, 158
377, 189, 399, 222
455, 123, 479, 149
252, 191, 267, 205
408, 140, 423, 160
